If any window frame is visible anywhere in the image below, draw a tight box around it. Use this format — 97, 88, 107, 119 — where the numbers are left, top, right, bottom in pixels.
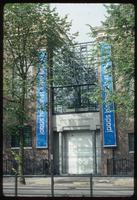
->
11, 125, 32, 148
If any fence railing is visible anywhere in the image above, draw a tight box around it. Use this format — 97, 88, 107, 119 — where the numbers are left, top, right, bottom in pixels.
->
3, 157, 134, 176
107, 158, 134, 176
3, 158, 53, 175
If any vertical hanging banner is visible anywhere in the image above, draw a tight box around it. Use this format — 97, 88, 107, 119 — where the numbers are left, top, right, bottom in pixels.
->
100, 43, 117, 147
36, 50, 48, 148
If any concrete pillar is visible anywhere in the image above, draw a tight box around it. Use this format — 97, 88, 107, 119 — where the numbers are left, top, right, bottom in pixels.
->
59, 132, 62, 174
93, 131, 97, 174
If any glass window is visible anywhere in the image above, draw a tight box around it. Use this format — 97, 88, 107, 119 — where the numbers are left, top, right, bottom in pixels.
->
11, 133, 19, 147
128, 133, 134, 152
53, 84, 99, 114
11, 125, 32, 147
23, 125, 32, 147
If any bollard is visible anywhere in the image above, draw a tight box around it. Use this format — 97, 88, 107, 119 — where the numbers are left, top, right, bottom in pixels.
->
90, 174, 93, 197
15, 173, 18, 196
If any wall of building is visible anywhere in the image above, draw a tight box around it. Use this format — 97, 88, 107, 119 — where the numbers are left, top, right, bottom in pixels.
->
3, 109, 134, 175
52, 112, 102, 175
53, 112, 100, 131
100, 112, 134, 175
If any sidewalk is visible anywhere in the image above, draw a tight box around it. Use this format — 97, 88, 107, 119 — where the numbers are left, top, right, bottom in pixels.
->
3, 176, 134, 188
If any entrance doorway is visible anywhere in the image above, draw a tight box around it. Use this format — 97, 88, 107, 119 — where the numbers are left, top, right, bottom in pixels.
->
63, 131, 94, 174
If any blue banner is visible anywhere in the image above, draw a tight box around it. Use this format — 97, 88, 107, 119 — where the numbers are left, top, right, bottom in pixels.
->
100, 43, 117, 147
36, 50, 48, 148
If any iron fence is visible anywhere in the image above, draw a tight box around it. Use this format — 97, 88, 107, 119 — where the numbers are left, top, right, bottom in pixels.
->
3, 158, 59, 175
3, 157, 134, 176
107, 158, 134, 175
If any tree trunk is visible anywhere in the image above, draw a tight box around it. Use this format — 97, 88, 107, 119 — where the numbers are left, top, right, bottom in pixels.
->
18, 79, 26, 184
18, 127, 26, 184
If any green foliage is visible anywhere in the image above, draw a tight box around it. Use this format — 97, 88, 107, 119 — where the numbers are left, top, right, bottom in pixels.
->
3, 3, 77, 182
3, 3, 76, 132
103, 4, 134, 119
88, 4, 135, 124
11, 150, 20, 174
11, 150, 21, 162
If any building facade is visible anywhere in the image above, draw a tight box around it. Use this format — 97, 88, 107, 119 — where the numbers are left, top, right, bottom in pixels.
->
3, 41, 134, 176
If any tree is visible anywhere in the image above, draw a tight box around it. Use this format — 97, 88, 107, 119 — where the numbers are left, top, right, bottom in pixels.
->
88, 3, 135, 127
3, 3, 77, 184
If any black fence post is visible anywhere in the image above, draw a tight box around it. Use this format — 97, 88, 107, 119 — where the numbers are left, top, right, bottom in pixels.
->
42, 159, 44, 174
90, 174, 93, 197
51, 173, 54, 197
5, 160, 7, 174
15, 173, 18, 196
107, 159, 109, 175
51, 158, 54, 197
